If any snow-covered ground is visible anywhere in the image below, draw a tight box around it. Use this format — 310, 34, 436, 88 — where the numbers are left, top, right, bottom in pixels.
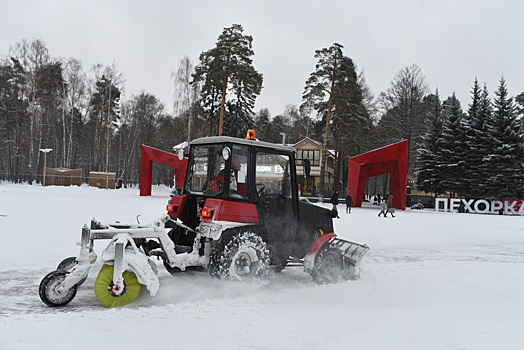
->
1, 183, 523, 350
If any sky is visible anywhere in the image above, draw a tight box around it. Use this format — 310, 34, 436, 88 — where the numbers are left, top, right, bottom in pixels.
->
1, 183, 523, 349
1, 0, 523, 117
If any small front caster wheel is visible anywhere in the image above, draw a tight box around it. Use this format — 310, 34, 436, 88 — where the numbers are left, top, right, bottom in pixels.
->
57, 256, 87, 286
39, 270, 78, 307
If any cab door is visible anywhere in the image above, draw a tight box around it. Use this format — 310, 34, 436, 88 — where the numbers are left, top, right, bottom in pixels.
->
254, 150, 298, 269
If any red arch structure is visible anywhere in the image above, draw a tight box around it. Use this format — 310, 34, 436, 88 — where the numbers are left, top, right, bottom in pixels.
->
140, 145, 188, 196
347, 140, 408, 210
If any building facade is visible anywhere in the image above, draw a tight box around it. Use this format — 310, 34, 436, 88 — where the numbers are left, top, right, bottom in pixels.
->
293, 137, 336, 197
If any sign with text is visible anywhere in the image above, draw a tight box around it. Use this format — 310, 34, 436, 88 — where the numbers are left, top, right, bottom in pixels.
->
435, 198, 524, 215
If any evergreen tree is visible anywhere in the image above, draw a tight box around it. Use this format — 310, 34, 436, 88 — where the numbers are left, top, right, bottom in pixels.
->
254, 108, 272, 141
463, 80, 492, 198
416, 92, 444, 194
192, 24, 263, 137
330, 58, 369, 186
270, 115, 288, 144
353, 72, 378, 153
515, 92, 524, 126
484, 78, 524, 199
438, 94, 468, 196
88, 74, 121, 171
301, 43, 365, 193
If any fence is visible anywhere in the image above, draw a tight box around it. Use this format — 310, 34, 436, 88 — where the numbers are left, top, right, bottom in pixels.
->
407, 194, 436, 208
0, 172, 141, 188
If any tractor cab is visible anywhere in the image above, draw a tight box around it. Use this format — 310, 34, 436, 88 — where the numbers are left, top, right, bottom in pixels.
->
186, 136, 295, 209
169, 136, 302, 270
167, 134, 367, 276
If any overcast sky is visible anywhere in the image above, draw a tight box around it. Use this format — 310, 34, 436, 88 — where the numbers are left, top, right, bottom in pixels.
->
1, 0, 523, 117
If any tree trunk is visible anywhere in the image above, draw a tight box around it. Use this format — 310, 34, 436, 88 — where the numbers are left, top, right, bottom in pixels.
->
218, 72, 229, 136
218, 54, 231, 136
320, 75, 336, 195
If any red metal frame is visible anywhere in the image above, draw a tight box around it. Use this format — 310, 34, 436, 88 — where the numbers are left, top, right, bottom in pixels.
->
347, 140, 408, 210
140, 145, 188, 196
306, 232, 336, 255
201, 198, 260, 223
166, 195, 187, 218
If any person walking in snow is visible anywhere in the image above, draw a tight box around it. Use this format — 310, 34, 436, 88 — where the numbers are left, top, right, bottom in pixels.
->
330, 190, 340, 218
345, 192, 353, 213
386, 194, 395, 217
378, 199, 387, 217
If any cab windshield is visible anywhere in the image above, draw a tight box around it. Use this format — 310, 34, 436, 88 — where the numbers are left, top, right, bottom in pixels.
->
186, 144, 225, 196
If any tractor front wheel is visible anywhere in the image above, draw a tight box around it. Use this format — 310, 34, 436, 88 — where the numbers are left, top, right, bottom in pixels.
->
39, 270, 78, 307
209, 231, 269, 281
94, 264, 142, 307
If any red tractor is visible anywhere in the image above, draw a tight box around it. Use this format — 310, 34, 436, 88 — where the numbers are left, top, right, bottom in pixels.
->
39, 134, 369, 308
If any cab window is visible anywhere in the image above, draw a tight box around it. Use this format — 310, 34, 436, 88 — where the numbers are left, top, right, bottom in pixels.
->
229, 145, 249, 199
255, 152, 291, 198
186, 144, 225, 195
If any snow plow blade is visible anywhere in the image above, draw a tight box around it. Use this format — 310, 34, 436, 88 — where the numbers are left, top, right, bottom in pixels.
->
329, 237, 369, 271
309, 237, 369, 284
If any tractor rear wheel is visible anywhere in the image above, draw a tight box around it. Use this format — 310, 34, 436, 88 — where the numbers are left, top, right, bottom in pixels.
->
209, 231, 269, 281
94, 264, 142, 307
311, 248, 346, 284
39, 270, 78, 307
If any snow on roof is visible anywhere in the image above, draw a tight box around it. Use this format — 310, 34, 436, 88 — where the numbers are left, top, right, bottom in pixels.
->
47, 167, 82, 173
293, 137, 335, 157
191, 136, 295, 153
173, 141, 188, 150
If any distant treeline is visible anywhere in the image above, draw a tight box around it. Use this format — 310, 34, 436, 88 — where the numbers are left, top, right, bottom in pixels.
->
1, 32, 522, 197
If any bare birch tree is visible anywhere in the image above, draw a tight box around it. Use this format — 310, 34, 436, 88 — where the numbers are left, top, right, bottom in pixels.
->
172, 56, 200, 142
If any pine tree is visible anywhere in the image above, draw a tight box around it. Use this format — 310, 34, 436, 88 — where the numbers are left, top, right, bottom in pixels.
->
330, 57, 369, 186
254, 108, 272, 141
438, 94, 468, 196
192, 24, 263, 137
88, 74, 121, 171
416, 92, 443, 195
484, 78, 524, 199
463, 80, 492, 198
515, 92, 524, 120
301, 43, 365, 193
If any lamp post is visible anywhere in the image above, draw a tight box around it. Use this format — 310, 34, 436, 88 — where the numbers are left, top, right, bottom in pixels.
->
39, 148, 53, 186
280, 132, 286, 145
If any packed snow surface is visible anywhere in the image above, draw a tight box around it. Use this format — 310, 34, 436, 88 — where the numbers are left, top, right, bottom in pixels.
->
1, 183, 523, 349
